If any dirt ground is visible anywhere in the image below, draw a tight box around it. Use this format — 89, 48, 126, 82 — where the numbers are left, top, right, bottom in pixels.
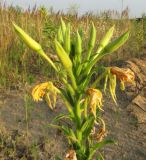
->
0, 55, 146, 160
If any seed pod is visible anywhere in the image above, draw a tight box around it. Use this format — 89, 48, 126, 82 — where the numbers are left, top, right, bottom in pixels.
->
13, 22, 57, 71
104, 31, 130, 53
96, 25, 115, 54
13, 22, 42, 51
64, 23, 71, 54
57, 26, 64, 44
88, 22, 96, 48
54, 39, 72, 70
61, 17, 66, 37
75, 31, 82, 60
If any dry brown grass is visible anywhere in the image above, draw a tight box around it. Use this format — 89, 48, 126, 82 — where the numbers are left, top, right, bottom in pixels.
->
0, 4, 144, 88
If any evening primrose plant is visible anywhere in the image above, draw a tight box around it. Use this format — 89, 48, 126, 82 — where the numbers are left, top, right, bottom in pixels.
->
13, 19, 134, 160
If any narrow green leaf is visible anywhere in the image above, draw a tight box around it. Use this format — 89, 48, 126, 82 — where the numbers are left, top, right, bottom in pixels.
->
55, 156, 62, 160
81, 117, 95, 138
91, 139, 115, 151
89, 139, 115, 159
52, 114, 71, 123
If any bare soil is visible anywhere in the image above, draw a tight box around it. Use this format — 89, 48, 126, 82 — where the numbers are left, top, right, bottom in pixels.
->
0, 55, 146, 160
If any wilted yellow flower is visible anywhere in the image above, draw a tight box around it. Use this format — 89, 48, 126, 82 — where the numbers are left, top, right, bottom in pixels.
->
91, 119, 106, 142
32, 82, 59, 109
87, 88, 103, 117
65, 150, 77, 160
93, 127, 107, 142
110, 66, 135, 83
32, 82, 49, 101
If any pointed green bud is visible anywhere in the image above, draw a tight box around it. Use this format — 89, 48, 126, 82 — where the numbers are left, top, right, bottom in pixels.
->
57, 26, 64, 44
54, 39, 72, 70
75, 31, 82, 61
104, 31, 130, 53
13, 22, 41, 51
86, 22, 96, 60
61, 17, 66, 36
88, 22, 96, 48
64, 23, 71, 54
55, 39, 77, 89
96, 25, 115, 54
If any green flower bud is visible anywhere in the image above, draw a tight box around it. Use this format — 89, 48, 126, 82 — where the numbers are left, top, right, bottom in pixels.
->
13, 22, 42, 51
96, 25, 115, 54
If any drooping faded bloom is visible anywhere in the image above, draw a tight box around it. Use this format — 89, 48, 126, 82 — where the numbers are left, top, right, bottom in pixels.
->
91, 118, 106, 142
32, 82, 49, 101
110, 66, 135, 83
65, 150, 77, 160
87, 88, 103, 117
32, 82, 59, 109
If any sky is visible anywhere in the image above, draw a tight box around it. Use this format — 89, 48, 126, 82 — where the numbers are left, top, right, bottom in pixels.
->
3, 0, 146, 17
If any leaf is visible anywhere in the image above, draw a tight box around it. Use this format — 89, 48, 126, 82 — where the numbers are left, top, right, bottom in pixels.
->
96, 153, 104, 160
55, 156, 62, 160
81, 117, 95, 138
91, 139, 115, 151
51, 113, 71, 123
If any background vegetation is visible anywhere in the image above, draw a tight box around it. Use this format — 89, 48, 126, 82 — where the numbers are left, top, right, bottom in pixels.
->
0, 3, 145, 88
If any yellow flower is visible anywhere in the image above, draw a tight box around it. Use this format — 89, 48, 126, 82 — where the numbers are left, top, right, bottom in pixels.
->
87, 88, 103, 117
65, 150, 77, 160
32, 82, 59, 109
32, 82, 49, 101
110, 66, 135, 83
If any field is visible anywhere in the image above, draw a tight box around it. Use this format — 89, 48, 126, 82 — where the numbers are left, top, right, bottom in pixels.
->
0, 4, 146, 160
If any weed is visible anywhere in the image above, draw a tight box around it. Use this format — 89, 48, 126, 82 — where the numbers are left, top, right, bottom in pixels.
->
13, 18, 135, 160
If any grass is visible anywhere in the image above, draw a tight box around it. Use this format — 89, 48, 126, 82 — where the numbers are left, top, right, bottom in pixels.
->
0, 4, 145, 88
